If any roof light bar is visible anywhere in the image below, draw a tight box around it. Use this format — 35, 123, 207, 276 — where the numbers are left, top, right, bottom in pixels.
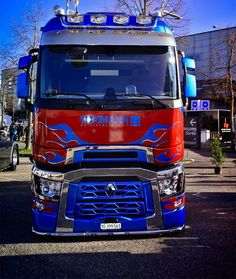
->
90, 14, 107, 24
58, 13, 173, 33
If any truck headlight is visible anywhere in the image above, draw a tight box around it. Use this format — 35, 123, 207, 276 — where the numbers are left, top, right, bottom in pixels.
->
158, 172, 184, 197
38, 178, 62, 198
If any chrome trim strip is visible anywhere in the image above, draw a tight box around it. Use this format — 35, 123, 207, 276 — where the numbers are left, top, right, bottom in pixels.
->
56, 182, 74, 232
146, 178, 162, 230
33, 225, 185, 236
32, 167, 64, 181
62, 23, 160, 30
41, 29, 176, 47
65, 145, 155, 164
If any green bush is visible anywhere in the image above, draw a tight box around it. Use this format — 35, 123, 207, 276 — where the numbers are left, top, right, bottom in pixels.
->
210, 137, 225, 166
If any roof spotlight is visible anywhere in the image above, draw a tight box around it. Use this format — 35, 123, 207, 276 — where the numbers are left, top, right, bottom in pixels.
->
90, 14, 107, 24
53, 5, 65, 16
113, 15, 129, 25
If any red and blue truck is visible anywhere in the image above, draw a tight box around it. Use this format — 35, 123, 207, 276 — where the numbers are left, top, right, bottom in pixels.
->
17, 0, 196, 236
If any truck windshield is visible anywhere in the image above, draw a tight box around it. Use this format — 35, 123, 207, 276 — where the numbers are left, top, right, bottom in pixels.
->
40, 45, 177, 100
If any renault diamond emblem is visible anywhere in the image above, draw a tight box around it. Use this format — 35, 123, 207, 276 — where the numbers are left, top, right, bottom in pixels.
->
105, 183, 117, 196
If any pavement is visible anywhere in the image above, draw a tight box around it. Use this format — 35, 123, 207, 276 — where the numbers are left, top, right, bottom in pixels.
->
17, 141, 27, 150
184, 148, 236, 176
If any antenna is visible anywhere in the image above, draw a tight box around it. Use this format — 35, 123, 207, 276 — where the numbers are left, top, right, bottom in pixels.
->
154, 0, 182, 20
154, 9, 182, 20
162, 10, 182, 20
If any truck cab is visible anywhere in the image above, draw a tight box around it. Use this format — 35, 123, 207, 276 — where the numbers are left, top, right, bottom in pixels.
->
17, 2, 196, 236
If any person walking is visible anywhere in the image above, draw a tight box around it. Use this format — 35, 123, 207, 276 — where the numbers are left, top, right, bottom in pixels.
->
11, 124, 18, 141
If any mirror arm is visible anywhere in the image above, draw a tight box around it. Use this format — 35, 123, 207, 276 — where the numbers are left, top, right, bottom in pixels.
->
178, 50, 188, 108
178, 50, 187, 75
29, 48, 39, 56
25, 102, 34, 112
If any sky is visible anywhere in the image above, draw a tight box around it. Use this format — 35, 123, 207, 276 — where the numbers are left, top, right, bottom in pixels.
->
0, 0, 235, 46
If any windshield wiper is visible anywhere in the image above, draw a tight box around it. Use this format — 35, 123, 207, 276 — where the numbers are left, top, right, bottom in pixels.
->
45, 92, 102, 109
122, 93, 170, 109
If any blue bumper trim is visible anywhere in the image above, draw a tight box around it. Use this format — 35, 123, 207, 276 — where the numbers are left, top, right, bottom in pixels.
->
163, 206, 185, 228
32, 209, 57, 233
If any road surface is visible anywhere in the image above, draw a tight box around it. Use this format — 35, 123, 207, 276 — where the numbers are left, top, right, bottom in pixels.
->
0, 157, 236, 279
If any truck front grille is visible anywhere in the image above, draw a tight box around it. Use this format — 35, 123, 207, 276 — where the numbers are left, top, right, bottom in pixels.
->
66, 180, 154, 219
79, 181, 143, 200
75, 201, 145, 217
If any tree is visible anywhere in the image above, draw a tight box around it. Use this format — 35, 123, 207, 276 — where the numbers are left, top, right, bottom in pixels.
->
210, 136, 225, 174
0, 1, 47, 68
207, 30, 236, 136
0, 68, 18, 127
110, 0, 187, 34
0, 1, 47, 149
219, 31, 236, 134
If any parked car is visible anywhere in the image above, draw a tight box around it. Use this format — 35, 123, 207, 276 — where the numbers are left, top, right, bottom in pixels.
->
0, 130, 19, 171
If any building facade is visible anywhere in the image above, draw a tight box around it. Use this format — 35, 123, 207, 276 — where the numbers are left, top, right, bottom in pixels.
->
0, 67, 25, 126
177, 26, 236, 110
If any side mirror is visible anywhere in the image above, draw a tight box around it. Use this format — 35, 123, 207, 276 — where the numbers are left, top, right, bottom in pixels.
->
17, 72, 29, 98
182, 57, 195, 71
184, 74, 197, 98
182, 57, 197, 98
18, 55, 32, 70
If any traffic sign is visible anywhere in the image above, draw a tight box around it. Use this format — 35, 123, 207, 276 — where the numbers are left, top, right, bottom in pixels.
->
201, 100, 210, 110
190, 118, 197, 127
191, 100, 210, 111
191, 100, 200, 111
184, 117, 199, 147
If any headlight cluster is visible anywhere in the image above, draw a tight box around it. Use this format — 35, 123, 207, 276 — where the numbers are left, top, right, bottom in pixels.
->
34, 177, 62, 199
158, 171, 184, 197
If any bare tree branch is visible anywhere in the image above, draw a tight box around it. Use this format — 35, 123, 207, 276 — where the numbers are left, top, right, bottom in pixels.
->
0, 0, 47, 69
105, 0, 189, 36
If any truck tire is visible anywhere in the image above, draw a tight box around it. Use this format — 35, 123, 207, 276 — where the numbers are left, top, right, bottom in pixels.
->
9, 146, 19, 171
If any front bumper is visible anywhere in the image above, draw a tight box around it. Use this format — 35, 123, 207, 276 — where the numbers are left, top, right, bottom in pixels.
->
32, 165, 185, 235
32, 224, 185, 236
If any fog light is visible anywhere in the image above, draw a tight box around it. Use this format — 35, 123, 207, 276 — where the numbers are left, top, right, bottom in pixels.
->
35, 201, 45, 211
162, 195, 185, 211
174, 200, 182, 207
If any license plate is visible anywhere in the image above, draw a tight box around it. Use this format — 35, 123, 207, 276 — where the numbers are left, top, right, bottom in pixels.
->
100, 223, 121, 230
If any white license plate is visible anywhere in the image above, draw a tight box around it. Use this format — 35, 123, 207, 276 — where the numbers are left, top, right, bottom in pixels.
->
100, 223, 121, 230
